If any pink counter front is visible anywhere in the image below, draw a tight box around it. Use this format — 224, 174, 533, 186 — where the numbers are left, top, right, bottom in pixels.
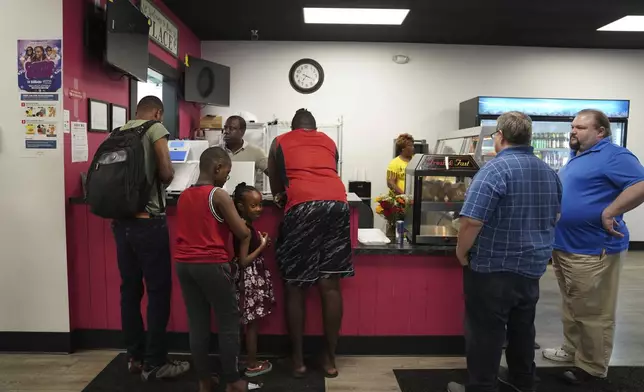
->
67, 201, 465, 355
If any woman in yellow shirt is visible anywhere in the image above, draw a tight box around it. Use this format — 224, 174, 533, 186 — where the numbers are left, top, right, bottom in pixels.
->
387, 133, 415, 194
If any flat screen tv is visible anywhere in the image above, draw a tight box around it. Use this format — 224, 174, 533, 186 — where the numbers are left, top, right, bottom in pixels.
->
105, 0, 149, 81
183, 56, 230, 106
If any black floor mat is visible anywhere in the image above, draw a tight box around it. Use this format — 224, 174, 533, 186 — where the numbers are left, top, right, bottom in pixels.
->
394, 367, 644, 392
83, 353, 325, 392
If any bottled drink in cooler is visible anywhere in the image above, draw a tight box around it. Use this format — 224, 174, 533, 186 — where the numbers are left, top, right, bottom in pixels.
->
547, 133, 553, 148
532, 132, 571, 150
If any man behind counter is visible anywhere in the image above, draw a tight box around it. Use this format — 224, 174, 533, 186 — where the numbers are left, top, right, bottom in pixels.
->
221, 115, 269, 190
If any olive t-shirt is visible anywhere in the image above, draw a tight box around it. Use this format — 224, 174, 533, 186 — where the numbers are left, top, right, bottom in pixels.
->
119, 120, 170, 215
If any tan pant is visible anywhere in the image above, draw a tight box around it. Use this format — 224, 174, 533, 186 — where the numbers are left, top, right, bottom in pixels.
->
551, 250, 623, 377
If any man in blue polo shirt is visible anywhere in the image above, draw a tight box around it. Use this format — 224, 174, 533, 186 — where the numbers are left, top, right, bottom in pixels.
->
542, 109, 644, 385
448, 111, 562, 392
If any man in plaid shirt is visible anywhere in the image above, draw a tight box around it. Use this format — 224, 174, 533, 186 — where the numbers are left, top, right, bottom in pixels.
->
448, 111, 562, 392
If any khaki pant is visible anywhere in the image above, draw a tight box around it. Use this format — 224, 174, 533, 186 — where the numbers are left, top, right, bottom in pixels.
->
551, 250, 623, 377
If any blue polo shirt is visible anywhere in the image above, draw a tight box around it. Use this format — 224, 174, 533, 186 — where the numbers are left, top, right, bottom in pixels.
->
460, 146, 562, 279
554, 138, 644, 255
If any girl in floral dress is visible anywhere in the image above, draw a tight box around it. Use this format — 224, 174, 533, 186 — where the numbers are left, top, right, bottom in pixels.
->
233, 182, 276, 378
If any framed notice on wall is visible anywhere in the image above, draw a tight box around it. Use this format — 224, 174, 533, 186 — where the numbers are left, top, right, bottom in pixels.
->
110, 103, 127, 130
88, 98, 110, 132
139, 0, 179, 57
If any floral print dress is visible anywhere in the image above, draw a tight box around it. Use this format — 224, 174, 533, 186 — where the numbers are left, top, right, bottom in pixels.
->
234, 225, 276, 325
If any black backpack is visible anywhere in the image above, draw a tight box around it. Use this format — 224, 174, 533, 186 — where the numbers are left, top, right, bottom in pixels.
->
86, 120, 163, 219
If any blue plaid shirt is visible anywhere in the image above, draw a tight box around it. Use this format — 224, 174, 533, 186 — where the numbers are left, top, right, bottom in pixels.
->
460, 146, 562, 278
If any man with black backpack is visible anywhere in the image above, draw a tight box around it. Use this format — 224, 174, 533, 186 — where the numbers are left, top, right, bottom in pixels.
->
86, 96, 189, 381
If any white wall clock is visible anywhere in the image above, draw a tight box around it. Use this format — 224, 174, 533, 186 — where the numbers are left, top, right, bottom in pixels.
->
289, 58, 324, 94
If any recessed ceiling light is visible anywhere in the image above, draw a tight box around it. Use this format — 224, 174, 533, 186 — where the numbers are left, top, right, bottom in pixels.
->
303, 7, 410, 25
598, 15, 644, 32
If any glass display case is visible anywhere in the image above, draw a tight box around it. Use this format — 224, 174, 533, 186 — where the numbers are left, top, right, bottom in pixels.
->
433, 125, 496, 166
404, 154, 480, 245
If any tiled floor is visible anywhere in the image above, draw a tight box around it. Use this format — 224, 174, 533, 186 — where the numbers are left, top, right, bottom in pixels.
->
1, 252, 643, 391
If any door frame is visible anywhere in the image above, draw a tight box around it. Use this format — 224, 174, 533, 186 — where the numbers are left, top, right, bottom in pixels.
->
129, 54, 181, 139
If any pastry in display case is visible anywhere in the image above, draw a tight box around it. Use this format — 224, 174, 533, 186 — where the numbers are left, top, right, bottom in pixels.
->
404, 154, 480, 245
421, 179, 468, 202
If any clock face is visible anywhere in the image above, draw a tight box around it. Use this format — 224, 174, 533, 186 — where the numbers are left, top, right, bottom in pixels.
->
289, 59, 324, 94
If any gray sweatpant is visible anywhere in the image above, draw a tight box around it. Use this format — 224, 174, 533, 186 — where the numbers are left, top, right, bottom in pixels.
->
176, 262, 241, 383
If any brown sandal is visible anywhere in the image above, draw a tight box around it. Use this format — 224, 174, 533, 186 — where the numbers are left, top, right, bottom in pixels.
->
323, 367, 339, 379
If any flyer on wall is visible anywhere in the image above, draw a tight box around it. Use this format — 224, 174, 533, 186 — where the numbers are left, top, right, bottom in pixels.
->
71, 121, 88, 163
17, 39, 62, 93
17, 38, 62, 155
21, 93, 59, 150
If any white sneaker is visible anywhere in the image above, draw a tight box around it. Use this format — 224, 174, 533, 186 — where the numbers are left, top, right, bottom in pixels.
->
542, 347, 574, 362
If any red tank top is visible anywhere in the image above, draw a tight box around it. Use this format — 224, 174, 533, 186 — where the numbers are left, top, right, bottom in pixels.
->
174, 185, 230, 263
274, 129, 347, 212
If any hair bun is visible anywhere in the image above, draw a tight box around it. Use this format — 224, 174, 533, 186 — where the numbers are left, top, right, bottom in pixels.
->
233, 182, 247, 196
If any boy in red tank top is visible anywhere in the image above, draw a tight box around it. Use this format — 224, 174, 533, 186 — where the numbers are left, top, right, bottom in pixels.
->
174, 147, 253, 392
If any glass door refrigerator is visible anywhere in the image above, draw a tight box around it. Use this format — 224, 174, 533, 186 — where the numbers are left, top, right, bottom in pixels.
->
459, 97, 630, 170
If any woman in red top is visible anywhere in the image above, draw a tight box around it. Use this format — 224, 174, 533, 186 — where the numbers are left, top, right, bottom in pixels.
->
268, 109, 354, 379
174, 147, 251, 392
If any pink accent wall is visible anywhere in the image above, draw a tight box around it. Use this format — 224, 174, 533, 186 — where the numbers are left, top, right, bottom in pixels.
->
62, 0, 201, 199
63, 0, 202, 329
68, 204, 465, 335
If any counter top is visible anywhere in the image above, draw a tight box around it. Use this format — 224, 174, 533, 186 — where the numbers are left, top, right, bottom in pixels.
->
354, 242, 456, 256
70, 192, 365, 207
67, 189, 466, 352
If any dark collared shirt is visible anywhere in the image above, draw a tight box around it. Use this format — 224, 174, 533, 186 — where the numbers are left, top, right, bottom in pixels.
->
460, 146, 562, 279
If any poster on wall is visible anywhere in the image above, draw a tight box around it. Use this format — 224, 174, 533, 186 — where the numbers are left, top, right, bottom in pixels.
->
71, 121, 88, 163
20, 93, 59, 150
64, 109, 70, 133
17, 39, 62, 93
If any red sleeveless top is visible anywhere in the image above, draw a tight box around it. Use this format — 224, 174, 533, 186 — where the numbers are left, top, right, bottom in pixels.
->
273, 129, 347, 212
174, 185, 230, 263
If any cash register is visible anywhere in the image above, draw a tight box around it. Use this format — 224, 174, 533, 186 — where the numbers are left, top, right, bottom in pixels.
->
166, 140, 258, 197
166, 140, 209, 196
